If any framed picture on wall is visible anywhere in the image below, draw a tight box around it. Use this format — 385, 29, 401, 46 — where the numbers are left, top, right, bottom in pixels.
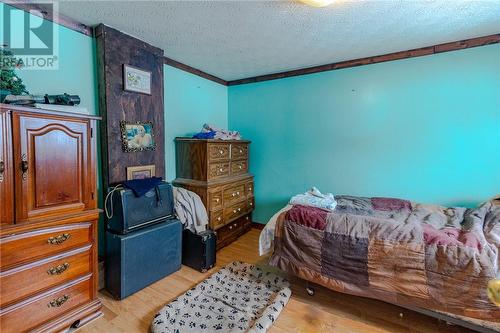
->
120, 121, 157, 152
123, 64, 151, 94
127, 165, 156, 180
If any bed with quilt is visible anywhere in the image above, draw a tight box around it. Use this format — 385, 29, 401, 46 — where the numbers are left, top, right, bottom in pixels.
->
260, 195, 500, 322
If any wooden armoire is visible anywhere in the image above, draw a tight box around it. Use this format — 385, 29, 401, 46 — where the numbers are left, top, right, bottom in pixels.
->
0, 104, 102, 333
173, 138, 254, 249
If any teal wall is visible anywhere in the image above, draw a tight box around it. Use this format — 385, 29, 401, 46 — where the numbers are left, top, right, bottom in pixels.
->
164, 64, 228, 181
0, 4, 98, 116
229, 44, 500, 223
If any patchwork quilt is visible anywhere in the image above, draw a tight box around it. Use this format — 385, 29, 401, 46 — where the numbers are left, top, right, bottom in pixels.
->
269, 196, 500, 321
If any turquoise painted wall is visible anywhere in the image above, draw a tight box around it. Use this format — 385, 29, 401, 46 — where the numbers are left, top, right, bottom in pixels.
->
0, 4, 98, 116
164, 64, 228, 181
228, 44, 500, 223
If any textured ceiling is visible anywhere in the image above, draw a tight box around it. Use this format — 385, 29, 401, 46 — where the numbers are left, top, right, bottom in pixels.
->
58, 0, 500, 81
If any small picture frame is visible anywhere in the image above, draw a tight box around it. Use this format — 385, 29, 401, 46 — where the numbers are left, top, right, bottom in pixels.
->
123, 64, 151, 95
120, 121, 157, 152
127, 165, 156, 180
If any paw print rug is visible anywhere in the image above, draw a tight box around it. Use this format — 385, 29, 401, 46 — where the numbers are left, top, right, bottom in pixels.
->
151, 261, 291, 333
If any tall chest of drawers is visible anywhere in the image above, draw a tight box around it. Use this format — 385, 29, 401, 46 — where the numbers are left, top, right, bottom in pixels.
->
0, 104, 102, 332
173, 138, 254, 249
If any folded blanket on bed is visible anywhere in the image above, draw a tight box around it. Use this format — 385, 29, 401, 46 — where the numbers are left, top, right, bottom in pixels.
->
289, 187, 337, 211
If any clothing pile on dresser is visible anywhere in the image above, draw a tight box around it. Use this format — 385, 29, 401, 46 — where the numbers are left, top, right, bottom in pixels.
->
173, 187, 208, 233
192, 123, 241, 140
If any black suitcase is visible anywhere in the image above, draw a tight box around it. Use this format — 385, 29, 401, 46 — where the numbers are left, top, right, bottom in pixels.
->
182, 229, 216, 272
106, 218, 182, 299
106, 182, 174, 234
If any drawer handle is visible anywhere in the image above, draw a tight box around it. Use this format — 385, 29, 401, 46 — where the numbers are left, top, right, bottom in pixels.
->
217, 217, 221, 221
0, 160, 4, 182
238, 165, 242, 169
232, 192, 236, 197
237, 208, 241, 212
250, 202, 253, 206
249, 187, 252, 191
219, 168, 223, 172
229, 226, 233, 230
47, 262, 70, 275
20, 153, 28, 181
219, 150, 224, 155
215, 198, 220, 203
233, 209, 237, 213
236, 191, 240, 195
48, 294, 70, 308
47, 233, 71, 245
239, 149, 243, 153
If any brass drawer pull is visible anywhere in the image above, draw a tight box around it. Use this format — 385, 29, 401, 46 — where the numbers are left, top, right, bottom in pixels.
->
47, 262, 70, 275
48, 294, 70, 308
219, 168, 223, 172
215, 198, 220, 203
239, 149, 243, 153
47, 233, 71, 245
219, 150, 224, 155
20, 153, 28, 180
217, 217, 221, 221
0, 160, 4, 182
238, 165, 242, 169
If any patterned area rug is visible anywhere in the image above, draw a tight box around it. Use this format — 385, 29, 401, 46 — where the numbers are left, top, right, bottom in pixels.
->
151, 261, 291, 333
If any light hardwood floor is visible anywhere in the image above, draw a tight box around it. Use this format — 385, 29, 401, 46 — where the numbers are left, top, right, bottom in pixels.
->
79, 228, 475, 333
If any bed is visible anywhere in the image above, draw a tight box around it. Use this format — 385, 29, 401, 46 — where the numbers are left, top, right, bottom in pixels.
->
260, 195, 500, 324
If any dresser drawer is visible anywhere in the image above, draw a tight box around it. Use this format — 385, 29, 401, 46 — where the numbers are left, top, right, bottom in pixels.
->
223, 201, 247, 222
0, 223, 92, 270
223, 184, 245, 206
247, 197, 255, 212
208, 162, 230, 180
231, 143, 248, 160
215, 219, 240, 246
0, 245, 92, 307
208, 144, 230, 161
245, 181, 254, 198
210, 210, 224, 230
230, 160, 248, 176
208, 191, 223, 211
0, 274, 92, 333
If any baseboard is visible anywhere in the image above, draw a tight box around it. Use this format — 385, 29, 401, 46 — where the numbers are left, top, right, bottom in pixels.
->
251, 222, 265, 230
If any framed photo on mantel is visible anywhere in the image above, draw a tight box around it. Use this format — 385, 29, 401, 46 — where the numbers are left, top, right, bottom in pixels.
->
123, 64, 151, 94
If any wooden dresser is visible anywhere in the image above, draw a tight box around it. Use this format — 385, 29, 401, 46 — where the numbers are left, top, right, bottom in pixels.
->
173, 138, 254, 249
0, 104, 102, 333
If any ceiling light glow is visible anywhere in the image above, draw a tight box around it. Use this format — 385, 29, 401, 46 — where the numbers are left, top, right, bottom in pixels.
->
299, 0, 335, 7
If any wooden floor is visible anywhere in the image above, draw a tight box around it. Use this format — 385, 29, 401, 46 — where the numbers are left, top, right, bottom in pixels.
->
79, 228, 476, 333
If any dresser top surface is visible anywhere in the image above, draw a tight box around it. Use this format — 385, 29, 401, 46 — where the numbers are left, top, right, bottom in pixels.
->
0, 103, 101, 121
175, 137, 251, 143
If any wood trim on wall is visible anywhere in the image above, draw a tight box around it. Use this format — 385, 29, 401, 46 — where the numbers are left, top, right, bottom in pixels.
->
227, 33, 500, 86
3, 0, 93, 36
164, 57, 227, 86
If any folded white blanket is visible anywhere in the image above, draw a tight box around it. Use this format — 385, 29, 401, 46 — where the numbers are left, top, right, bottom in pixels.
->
289, 187, 337, 211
